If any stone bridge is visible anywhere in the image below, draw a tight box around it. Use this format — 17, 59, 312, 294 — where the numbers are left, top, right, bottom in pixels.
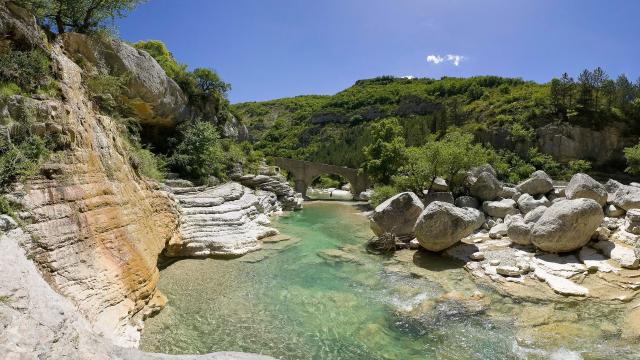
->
273, 157, 371, 198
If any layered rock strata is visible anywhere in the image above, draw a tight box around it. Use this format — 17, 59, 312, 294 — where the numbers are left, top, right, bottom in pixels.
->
164, 182, 279, 257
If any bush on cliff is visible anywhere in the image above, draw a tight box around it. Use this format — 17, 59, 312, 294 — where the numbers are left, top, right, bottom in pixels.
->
0, 46, 55, 95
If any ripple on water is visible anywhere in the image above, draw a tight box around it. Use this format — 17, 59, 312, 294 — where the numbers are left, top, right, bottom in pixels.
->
141, 202, 640, 360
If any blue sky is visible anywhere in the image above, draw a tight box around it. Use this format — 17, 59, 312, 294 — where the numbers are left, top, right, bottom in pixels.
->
117, 0, 640, 104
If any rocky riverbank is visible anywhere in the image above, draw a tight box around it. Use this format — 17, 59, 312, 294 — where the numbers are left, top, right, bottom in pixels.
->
369, 166, 640, 340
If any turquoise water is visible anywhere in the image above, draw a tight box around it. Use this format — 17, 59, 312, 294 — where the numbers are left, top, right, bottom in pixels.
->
140, 202, 638, 359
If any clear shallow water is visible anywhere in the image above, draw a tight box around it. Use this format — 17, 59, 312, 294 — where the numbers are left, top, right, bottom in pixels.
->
141, 202, 638, 360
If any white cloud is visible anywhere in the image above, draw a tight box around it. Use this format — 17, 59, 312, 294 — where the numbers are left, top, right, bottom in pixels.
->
426, 54, 465, 66
446, 54, 465, 66
426, 55, 444, 64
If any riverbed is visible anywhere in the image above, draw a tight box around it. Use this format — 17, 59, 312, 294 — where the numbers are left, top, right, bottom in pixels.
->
140, 202, 639, 359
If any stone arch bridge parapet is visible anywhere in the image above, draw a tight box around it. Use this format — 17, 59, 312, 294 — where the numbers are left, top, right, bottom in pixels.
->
273, 157, 371, 198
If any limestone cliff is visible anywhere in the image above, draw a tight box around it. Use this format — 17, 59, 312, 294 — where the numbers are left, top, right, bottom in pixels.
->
4, 43, 180, 346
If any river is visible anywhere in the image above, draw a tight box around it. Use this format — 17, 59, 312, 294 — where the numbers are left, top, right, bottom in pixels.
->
140, 201, 638, 359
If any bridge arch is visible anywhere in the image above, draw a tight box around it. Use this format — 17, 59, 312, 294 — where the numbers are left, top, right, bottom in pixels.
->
273, 157, 371, 198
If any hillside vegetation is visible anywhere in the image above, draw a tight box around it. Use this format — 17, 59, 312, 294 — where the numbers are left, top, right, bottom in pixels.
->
233, 73, 640, 185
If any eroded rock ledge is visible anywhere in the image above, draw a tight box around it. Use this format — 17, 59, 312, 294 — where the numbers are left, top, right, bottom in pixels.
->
164, 181, 281, 258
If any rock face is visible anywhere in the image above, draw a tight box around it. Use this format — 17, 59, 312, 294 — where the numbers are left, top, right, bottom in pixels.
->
4, 43, 179, 347
470, 172, 502, 201
565, 173, 607, 206
415, 201, 485, 252
370, 192, 424, 239
164, 182, 279, 257
606, 179, 640, 211
516, 170, 554, 196
482, 199, 518, 218
530, 199, 604, 253
62, 33, 189, 127
536, 123, 629, 166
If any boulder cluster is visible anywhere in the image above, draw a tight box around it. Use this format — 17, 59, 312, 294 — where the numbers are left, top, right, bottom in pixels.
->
370, 165, 640, 257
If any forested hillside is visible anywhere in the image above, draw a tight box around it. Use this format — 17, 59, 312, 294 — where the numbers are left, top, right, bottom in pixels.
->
233, 72, 640, 184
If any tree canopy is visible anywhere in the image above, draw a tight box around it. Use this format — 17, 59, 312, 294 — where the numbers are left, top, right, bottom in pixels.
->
17, 0, 146, 34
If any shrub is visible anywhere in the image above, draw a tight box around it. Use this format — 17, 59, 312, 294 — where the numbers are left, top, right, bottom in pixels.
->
130, 146, 165, 181
624, 143, 640, 175
312, 175, 342, 189
369, 185, 399, 207
568, 160, 592, 176
0, 82, 22, 97
0, 135, 50, 189
0, 48, 52, 94
168, 121, 225, 182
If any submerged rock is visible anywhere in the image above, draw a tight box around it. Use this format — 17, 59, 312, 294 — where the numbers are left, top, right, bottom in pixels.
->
530, 198, 604, 253
534, 268, 588, 296
415, 201, 485, 252
370, 192, 424, 239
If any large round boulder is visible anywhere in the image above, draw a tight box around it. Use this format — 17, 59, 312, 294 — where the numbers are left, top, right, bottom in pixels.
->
370, 192, 424, 238
482, 199, 519, 218
516, 170, 554, 196
470, 172, 502, 201
565, 173, 607, 206
415, 202, 485, 252
530, 198, 604, 253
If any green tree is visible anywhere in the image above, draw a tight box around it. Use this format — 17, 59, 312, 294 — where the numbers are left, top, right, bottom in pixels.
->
394, 131, 489, 194
169, 121, 225, 182
624, 142, 640, 175
133, 40, 187, 79
18, 0, 146, 34
192, 68, 232, 97
361, 118, 406, 185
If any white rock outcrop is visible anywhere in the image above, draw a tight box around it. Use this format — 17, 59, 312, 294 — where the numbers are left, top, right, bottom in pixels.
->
165, 182, 279, 257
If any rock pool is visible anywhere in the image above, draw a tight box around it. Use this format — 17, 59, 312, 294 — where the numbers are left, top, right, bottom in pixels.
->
141, 202, 639, 359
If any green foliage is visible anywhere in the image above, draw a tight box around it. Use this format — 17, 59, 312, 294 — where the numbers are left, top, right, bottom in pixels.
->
394, 131, 489, 193
168, 121, 225, 182
18, 0, 146, 34
0, 83, 23, 97
361, 118, 407, 185
0, 47, 53, 94
568, 160, 592, 175
312, 175, 342, 189
0, 196, 17, 217
129, 146, 165, 181
527, 147, 562, 178
624, 143, 640, 175
369, 185, 399, 207
133, 40, 187, 79
0, 135, 50, 190
192, 68, 231, 97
